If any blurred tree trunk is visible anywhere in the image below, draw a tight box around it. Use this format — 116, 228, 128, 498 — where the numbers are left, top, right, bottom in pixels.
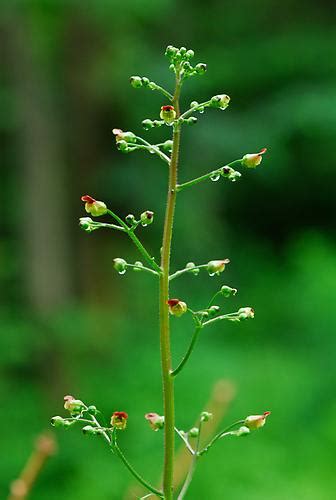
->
3, 9, 73, 315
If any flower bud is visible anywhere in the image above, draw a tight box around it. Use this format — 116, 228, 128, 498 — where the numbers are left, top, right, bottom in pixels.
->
160, 105, 176, 124
140, 210, 154, 226
51, 416, 66, 428
79, 217, 95, 233
63, 395, 85, 415
133, 261, 144, 271
210, 94, 230, 110
141, 77, 150, 86
208, 305, 220, 316
188, 427, 199, 438
145, 412, 165, 431
82, 425, 97, 435
112, 129, 136, 144
238, 307, 254, 320
207, 259, 230, 276
242, 148, 267, 168
162, 140, 173, 152
186, 49, 194, 59
81, 195, 107, 217
167, 298, 187, 317
201, 411, 213, 422
185, 117, 197, 125
186, 262, 200, 275
142, 119, 154, 130
220, 285, 238, 298
113, 258, 127, 274
195, 63, 207, 74
234, 425, 250, 437
111, 411, 128, 430
87, 405, 98, 416
130, 76, 143, 88
190, 101, 199, 108
244, 411, 271, 430
165, 45, 178, 58
117, 140, 129, 153
125, 214, 136, 225
221, 166, 242, 182
179, 46, 187, 56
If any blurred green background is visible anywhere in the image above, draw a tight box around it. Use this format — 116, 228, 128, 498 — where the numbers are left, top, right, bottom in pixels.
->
1, 1, 336, 498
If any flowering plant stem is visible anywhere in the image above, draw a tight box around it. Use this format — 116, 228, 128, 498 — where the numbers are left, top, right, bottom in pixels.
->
159, 73, 182, 500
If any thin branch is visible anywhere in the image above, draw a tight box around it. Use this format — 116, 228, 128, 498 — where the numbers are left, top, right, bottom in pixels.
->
198, 420, 245, 456
177, 420, 203, 500
174, 428, 195, 456
171, 326, 202, 377
134, 136, 170, 164
176, 160, 242, 192
169, 264, 208, 281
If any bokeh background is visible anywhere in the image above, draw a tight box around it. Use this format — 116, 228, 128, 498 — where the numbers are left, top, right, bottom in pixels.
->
1, 1, 336, 499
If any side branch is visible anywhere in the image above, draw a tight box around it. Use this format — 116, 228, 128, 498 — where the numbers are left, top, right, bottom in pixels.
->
177, 160, 242, 192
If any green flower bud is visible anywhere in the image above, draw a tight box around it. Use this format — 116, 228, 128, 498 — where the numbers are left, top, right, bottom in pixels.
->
112, 129, 136, 144
207, 259, 230, 276
190, 101, 199, 108
195, 63, 207, 74
210, 94, 230, 110
130, 76, 143, 88
201, 411, 213, 422
113, 258, 127, 274
160, 105, 176, 124
167, 299, 187, 317
125, 214, 136, 225
79, 217, 95, 233
140, 210, 154, 226
63, 395, 85, 415
242, 148, 267, 168
141, 77, 150, 86
179, 46, 187, 56
117, 140, 129, 153
186, 49, 194, 59
162, 140, 173, 152
221, 166, 242, 182
208, 305, 220, 316
142, 119, 154, 130
81, 196, 107, 217
185, 262, 200, 275
188, 427, 199, 438
51, 416, 66, 428
87, 405, 98, 416
186, 117, 197, 125
238, 307, 254, 320
234, 425, 250, 437
82, 425, 97, 435
220, 285, 238, 297
165, 45, 178, 58
133, 261, 144, 272
244, 411, 270, 430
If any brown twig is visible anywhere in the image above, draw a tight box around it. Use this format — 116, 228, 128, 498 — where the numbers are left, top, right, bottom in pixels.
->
8, 433, 57, 500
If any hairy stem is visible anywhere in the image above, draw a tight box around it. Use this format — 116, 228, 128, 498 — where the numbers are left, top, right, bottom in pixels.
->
159, 74, 182, 499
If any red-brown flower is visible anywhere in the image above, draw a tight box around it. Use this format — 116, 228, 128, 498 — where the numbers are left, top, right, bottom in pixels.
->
111, 411, 128, 430
81, 195, 107, 217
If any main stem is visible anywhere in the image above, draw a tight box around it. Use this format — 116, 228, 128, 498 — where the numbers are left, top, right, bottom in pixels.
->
159, 75, 182, 499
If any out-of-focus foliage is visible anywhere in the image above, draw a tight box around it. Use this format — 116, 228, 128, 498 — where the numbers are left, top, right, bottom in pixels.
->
1, 0, 336, 498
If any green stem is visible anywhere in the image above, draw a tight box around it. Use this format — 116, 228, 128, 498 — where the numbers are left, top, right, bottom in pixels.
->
169, 264, 208, 281
177, 160, 242, 192
125, 263, 159, 277
159, 73, 182, 500
107, 209, 161, 274
178, 100, 212, 121
174, 427, 195, 455
134, 136, 170, 164
150, 83, 174, 101
112, 432, 163, 498
202, 311, 240, 327
198, 420, 245, 456
177, 420, 203, 500
171, 325, 202, 377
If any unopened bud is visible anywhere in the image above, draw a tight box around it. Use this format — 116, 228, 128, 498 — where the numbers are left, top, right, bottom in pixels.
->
82, 425, 97, 435
195, 63, 207, 74
125, 214, 136, 225
234, 425, 250, 437
238, 307, 254, 320
201, 411, 213, 422
210, 94, 230, 110
190, 101, 199, 108
207, 259, 230, 276
220, 285, 238, 298
186, 49, 194, 59
51, 416, 66, 428
165, 45, 178, 58
162, 140, 173, 152
81, 195, 107, 217
186, 262, 200, 275
140, 210, 154, 226
112, 129, 136, 144
142, 119, 154, 130
221, 166, 242, 182
167, 298, 187, 317
133, 261, 144, 271
113, 258, 127, 274
145, 412, 165, 431
111, 411, 128, 430
130, 76, 143, 88
208, 305, 220, 316
160, 105, 176, 124
64, 395, 85, 415
245, 411, 271, 430
87, 405, 98, 416
188, 427, 199, 438
79, 217, 95, 233
185, 117, 197, 125
242, 148, 267, 168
